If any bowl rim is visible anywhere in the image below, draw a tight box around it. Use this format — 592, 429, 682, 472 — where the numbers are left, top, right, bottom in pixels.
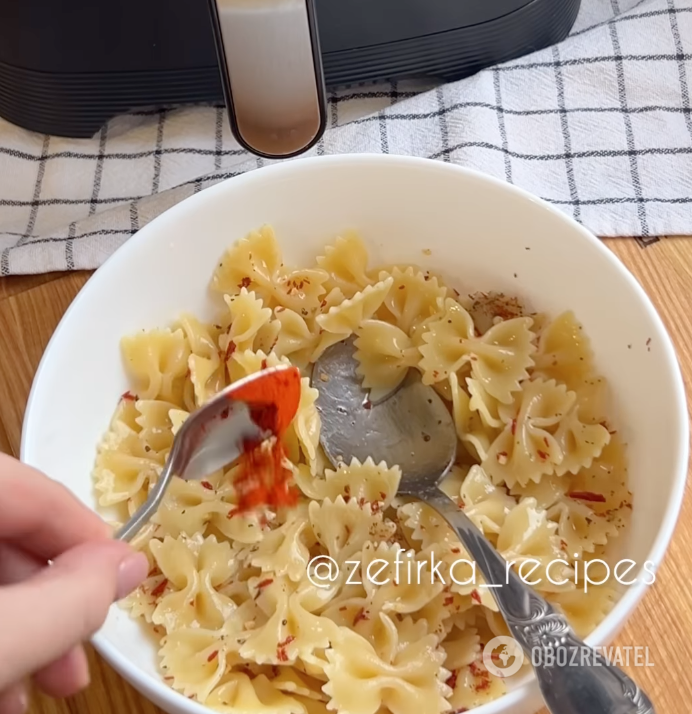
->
20, 153, 689, 714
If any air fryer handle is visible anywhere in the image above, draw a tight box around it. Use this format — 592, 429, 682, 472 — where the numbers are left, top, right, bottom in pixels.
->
207, 0, 327, 160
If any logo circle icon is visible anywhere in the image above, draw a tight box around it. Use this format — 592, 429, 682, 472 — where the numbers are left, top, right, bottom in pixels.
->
483, 637, 525, 678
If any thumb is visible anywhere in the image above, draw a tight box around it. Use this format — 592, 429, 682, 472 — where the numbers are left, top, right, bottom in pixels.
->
0, 540, 147, 691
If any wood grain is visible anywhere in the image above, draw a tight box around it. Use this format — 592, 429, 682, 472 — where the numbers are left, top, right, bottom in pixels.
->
0, 241, 690, 714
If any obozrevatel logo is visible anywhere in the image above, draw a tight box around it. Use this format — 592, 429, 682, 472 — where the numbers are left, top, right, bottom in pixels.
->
483, 637, 525, 678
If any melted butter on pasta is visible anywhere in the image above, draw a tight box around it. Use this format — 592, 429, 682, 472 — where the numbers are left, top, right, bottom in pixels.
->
95, 226, 631, 713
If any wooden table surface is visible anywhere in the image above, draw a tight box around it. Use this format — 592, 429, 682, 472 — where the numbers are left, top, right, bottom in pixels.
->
1, 236, 691, 714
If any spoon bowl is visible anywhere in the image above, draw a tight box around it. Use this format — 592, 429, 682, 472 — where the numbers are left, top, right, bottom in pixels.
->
314, 338, 457, 490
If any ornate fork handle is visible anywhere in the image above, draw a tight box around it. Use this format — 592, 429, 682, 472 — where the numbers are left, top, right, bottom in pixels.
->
416, 486, 656, 714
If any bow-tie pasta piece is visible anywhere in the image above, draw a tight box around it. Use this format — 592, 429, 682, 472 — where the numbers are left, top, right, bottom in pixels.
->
159, 624, 242, 703
460, 465, 516, 536
467, 377, 505, 429
496, 498, 574, 594
271, 307, 320, 368
398, 501, 460, 552
207, 672, 307, 714
211, 225, 283, 304
550, 583, 619, 639
377, 267, 448, 334
309, 497, 396, 563
94, 424, 162, 507
271, 668, 330, 702
552, 402, 611, 477
295, 457, 401, 507
419, 298, 536, 404
566, 434, 632, 522
533, 311, 594, 391
315, 232, 373, 299
449, 372, 499, 462
323, 626, 450, 714
440, 627, 482, 700
149, 535, 237, 633
446, 661, 506, 712
229, 349, 291, 383
312, 277, 394, 361
437, 464, 469, 505
152, 474, 227, 538
547, 496, 619, 560
176, 314, 224, 405
220, 289, 274, 354
283, 377, 321, 474
354, 320, 420, 401
133, 399, 180, 454
240, 576, 339, 665
121, 328, 191, 404
249, 508, 312, 582
483, 378, 577, 489
509, 473, 569, 510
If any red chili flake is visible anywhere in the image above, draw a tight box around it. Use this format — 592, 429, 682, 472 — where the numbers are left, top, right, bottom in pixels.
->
339, 606, 348, 612
646, 338, 652, 346
543, 437, 550, 447
451, 547, 460, 554
363, 400, 372, 410
163, 676, 174, 681
201, 481, 214, 491
261, 358, 268, 369
277, 649, 289, 662
344, 485, 351, 496
511, 419, 517, 436
153, 626, 163, 635
471, 590, 482, 605
271, 665, 279, 677
207, 650, 219, 662
353, 608, 369, 625
151, 579, 168, 597
560, 539, 568, 549
239, 277, 252, 289
257, 578, 274, 591
147, 567, 160, 578
220, 407, 230, 420
278, 635, 295, 648
568, 491, 606, 503
496, 451, 508, 464
379, 491, 387, 500
537, 450, 549, 460
357, 497, 366, 508
227, 508, 239, 519
433, 370, 439, 379
445, 670, 459, 690
444, 596, 455, 607
223, 340, 237, 362
469, 662, 484, 677
121, 391, 137, 401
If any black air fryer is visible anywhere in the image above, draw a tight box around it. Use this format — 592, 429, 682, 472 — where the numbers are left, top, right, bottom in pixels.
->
0, 0, 581, 158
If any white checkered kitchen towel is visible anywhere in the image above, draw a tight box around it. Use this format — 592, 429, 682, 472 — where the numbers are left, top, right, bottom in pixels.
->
0, 0, 691, 275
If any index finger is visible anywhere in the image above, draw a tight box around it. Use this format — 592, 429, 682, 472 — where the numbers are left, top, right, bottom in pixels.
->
0, 453, 110, 559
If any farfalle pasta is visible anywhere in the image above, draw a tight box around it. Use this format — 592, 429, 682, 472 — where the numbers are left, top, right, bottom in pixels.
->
95, 226, 632, 714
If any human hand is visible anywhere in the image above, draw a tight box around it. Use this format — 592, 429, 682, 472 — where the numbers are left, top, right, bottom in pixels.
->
0, 452, 148, 714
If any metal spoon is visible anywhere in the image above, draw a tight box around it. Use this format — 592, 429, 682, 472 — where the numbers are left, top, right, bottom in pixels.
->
115, 365, 302, 542
313, 339, 654, 714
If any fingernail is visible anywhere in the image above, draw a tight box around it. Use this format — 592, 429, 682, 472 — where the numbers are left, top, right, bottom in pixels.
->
115, 552, 149, 600
0, 684, 28, 714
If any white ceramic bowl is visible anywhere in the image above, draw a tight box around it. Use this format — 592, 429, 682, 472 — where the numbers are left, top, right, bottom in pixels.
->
21, 155, 688, 714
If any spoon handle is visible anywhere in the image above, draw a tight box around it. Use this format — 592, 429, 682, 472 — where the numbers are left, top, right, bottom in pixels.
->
416, 487, 655, 714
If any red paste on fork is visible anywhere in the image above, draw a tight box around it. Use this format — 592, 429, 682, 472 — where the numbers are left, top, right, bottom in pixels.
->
228, 367, 302, 512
